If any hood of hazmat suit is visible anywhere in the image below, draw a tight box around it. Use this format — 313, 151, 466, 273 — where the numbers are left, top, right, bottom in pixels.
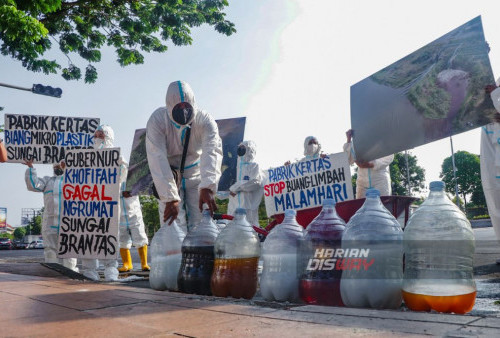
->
303, 136, 321, 159
480, 77, 500, 240
146, 81, 223, 205
228, 140, 264, 225
93, 125, 115, 149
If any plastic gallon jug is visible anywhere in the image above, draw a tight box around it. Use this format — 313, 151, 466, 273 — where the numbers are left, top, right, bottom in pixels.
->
299, 199, 346, 306
178, 206, 220, 295
340, 188, 403, 309
149, 221, 186, 291
260, 209, 304, 302
210, 208, 261, 299
403, 181, 476, 314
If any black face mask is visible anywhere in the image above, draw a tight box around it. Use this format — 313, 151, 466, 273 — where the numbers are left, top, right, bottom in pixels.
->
237, 146, 246, 157
54, 168, 64, 176
172, 102, 194, 125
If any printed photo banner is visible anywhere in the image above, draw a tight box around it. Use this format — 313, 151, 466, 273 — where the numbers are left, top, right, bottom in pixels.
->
54, 148, 121, 260
350, 16, 496, 162
0, 207, 6, 229
264, 152, 354, 216
3, 114, 99, 164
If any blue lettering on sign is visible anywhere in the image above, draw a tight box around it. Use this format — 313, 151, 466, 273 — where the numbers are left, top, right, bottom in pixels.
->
273, 183, 348, 213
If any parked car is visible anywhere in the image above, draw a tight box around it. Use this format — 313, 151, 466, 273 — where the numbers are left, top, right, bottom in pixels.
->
14, 241, 30, 249
0, 238, 13, 250
28, 240, 44, 249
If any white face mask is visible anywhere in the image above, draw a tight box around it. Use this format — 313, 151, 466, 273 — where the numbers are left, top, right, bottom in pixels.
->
93, 138, 105, 149
306, 144, 319, 156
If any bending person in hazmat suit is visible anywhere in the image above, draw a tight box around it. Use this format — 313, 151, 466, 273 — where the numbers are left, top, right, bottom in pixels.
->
343, 129, 394, 198
480, 78, 500, 264
227, 141, 264, 226
146, 80, 223, 232
24, 160, 78, 271
80, 125, 122, 281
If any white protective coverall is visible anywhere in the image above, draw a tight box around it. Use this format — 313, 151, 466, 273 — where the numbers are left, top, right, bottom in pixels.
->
25, 166, 78, 271
81, 125, 121, 281
302, 136, 322, 160
146, 81, 223, 232
480, 84, 500, 255
228, 141, 264, 226
343, 142, 394, 198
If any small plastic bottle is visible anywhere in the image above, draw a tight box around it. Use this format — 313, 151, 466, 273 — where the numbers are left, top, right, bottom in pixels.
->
403, 181, 476, 314
340, 188, 403, 309
299, 198, 346, 306
210, 208, 261, 299
178, 205, 220, 295
149, 221, 186, 291
260, 209, 304, 302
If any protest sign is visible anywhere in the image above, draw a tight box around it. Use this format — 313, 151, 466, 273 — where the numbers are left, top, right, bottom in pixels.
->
3, 114, 99, 164
125, 117, 246, 195
350, 16, 496, 162
54, 148, 121, 259
264, 152, 353, 216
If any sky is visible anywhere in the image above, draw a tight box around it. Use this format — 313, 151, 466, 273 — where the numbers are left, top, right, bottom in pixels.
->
1, 0, 500, 227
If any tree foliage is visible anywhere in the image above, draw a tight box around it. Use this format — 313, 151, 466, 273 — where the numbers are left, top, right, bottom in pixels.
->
440, 150, 482, 208
390, 152, 426, 196
0, 0, 235, 83
13, 226, 26, 239
139, 194, 159, 238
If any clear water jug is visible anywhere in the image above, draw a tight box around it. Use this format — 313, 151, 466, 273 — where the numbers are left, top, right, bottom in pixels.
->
178, 206, 220, 295
299, 198, 346, 306
210, 208, 261, 299
260, 209, 304, 302
149, 221, 186, 291
340, 188, 403, 309
403, 181, 476, 314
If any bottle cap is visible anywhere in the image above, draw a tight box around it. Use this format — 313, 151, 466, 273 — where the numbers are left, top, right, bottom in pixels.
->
235, 208, 247, 214
284, 209, 297, 217
365, 188, 380, 197
429, 181, 445, 191
322, 198, 336, 207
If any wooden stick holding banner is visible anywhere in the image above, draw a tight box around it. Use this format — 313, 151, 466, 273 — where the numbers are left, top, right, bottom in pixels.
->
54, 148, 121, 259
264, 152, 354, 216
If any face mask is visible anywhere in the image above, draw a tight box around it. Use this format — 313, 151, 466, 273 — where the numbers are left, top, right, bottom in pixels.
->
172, 102, 194, 125
93, 138, 104, 149
54, 168, 64, 176
306, 144, 319, 155
237, 146, 246, 157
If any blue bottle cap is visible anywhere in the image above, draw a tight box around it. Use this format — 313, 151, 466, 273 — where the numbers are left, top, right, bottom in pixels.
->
323, 198, 336, 207
365, 188, 380, 197
284, 209, 297, 217
429, 181, 445, 191
235, 208, 247, 214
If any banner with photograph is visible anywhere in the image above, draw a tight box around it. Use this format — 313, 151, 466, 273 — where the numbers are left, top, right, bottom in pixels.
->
55, 148, 121, 260
350, 16, 496, 162
3, 114, 99, 163
264, 152, 354, 216
125, 117, 246, 195
0, 208, 6, 230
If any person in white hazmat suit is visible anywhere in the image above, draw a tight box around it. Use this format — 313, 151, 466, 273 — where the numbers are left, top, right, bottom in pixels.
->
343, 129, 394, 198
227, 141, 264, 226
146, 80, 223, 232
24, 161, 78, 272
480, 78, 500, 264
80, 125, 121, 281
118, 187, 150, 272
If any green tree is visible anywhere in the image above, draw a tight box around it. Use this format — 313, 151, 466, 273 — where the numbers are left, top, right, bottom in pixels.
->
139, 195, 159, 238
13, 226, 26, 239
0, 0, 235, 83
390, 152, 426, 196
440, 151, 481, 209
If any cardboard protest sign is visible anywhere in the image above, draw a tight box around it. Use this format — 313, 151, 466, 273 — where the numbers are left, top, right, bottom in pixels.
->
3, 114, 99, 164
125, 117, 246, 195
54, 148, 121, 259
350, 16, 496, 162
264, 152, 354, 216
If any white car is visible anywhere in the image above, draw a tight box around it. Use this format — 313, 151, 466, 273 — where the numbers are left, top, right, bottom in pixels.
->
29, 240, 44, 249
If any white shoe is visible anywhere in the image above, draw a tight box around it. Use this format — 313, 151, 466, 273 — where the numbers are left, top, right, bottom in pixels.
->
104, 267, 119, 281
